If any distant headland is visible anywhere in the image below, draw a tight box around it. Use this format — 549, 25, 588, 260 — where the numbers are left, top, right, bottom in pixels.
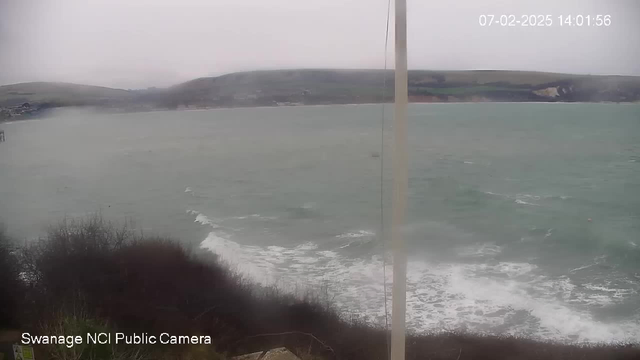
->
2, 69, 640, 121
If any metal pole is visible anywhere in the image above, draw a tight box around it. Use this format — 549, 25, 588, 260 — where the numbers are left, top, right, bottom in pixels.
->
390, 0, 408, 359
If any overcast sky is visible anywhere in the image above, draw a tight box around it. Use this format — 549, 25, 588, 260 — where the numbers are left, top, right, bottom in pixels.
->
1, 0, 639, 88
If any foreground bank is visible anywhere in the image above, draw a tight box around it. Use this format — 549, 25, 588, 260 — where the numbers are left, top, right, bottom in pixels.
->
1, 216, 638, 360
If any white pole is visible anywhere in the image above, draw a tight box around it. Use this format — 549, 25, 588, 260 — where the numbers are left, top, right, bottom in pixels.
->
390, 0, 408, 359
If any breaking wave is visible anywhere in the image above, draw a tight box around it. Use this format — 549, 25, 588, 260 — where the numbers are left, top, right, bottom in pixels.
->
193, 211, 640, 343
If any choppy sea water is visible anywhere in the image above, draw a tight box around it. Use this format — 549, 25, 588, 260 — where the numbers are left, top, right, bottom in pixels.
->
1, 103, 639, 342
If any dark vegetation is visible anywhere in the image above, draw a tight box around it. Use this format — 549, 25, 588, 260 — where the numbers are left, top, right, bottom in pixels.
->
1, 70, 640, 120
1, 216, 639, 359
0, 225, 22, 328
0, 102, 54, 121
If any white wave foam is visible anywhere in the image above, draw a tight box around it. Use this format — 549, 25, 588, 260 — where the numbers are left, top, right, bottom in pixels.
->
565, 282, 633, 307
569, 263, 597, 273
318, 250, 339, 259
197, 228, 640, 342
196, 214, 219, 228
484, 191, 569, 203
187, 210, 220, 228
569, 255, 609, 274
582, 283, 635, 300
336, 230, 376, 250
230, 214, 278, 221
493, 262, 537, 277
295, 242, 318, 251
461, 272, 638, 342
457, 243, 502, 258
485, 191, 539, 205
201, 232, 277, 284
517, 194, 542, 201
336, 230, 375, 239
515, 199, 539, 206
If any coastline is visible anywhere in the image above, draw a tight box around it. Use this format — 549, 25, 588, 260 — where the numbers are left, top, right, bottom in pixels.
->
2, 217, 639, 360
1, 100, 638, 124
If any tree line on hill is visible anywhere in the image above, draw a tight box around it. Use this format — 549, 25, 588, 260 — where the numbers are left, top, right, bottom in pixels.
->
1, 70, 639, 120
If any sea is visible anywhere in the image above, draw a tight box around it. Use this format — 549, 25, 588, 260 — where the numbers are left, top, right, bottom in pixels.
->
1, 103, 639, 343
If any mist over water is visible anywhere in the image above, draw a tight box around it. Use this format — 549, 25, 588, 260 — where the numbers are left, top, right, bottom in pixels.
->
1, 103, 639, 342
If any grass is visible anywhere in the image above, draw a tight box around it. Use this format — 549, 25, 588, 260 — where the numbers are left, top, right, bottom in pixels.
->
1, 215, 639, 359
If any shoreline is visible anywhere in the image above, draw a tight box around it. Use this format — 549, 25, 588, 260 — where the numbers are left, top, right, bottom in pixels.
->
2, 217, 638, 360
2, 100, 636, 122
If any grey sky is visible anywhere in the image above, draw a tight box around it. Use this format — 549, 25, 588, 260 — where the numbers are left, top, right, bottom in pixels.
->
1, 0, 639, 88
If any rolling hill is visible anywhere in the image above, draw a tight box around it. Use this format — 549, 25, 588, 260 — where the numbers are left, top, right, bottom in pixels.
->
1, 69, 639, 120
0, 82, 134, 107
